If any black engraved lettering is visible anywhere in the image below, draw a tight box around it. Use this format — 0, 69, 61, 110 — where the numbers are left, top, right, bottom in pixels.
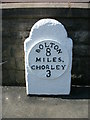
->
42, 65, 45, 70
39, 44, 43, 49
36, 65, 41, 70
62, 60, 64, 62
46, 70, 51, 77
36, 57, 41, 62
54, 45, 59, 50
36, 49, 40, 53
45, 42, 49, 47
58, 57, 62, 62
51, 65, 55, 70
47, 58, 51, 62
57, 49, 62, 54
50, 43, 55, 48
53, 57, 57, 62
58, 57, 64, 62
46, 48, 51, 56
61, 65, 66, 70
46, 65, 49, 69
43, 58, 45, 62
31, 65, 35, 70
56, 65, 60, 70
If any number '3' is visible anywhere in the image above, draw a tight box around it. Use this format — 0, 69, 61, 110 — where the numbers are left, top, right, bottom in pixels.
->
46, 70, 51, 77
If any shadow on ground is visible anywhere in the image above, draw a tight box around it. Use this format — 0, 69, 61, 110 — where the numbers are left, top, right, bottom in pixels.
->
28, 85, 90, 99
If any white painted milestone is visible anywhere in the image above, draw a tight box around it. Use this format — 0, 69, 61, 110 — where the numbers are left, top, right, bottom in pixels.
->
24, 18, 73, 95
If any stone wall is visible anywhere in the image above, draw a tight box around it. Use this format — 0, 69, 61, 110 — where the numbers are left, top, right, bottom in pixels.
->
2, 8, 90, 86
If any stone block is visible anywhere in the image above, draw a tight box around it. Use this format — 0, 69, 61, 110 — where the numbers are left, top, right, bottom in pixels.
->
15, 57, 25, 70
72, 58, 89, 74
73, 45, 90, 57
16, 71, 25, 85
2, 57, 16, 70
2, 70, 10, 86
8, 70, 18, 85
71, 57, 89, 85
2, 8, 89, 19
74, 31, 89, 44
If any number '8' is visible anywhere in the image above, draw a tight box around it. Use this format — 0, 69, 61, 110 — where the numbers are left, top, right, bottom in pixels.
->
46, 48, 51, 56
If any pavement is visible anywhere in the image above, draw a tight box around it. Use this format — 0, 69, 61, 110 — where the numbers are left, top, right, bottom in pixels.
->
2, 86, 90, 118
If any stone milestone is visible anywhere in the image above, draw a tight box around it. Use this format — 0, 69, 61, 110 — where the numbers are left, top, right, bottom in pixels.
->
24, 18, 73, 95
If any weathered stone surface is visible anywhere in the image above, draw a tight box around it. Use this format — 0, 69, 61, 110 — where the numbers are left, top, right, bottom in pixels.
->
72, 58, 89, 85
73, 31, 89, 44
2, 70, 10, 86
68, 31, 88, 44
73, 45, 90, 57
15, 57, 25, 70
2, 69, 17, 85
2, 8, 89, 19
2, 69, 25, 86
2, 8, 90, 86
2, 57, 16, 69
8, 70, 17, 85
15, 71, 25, 85
72, 58, 89, 74
2, 57, 25, 70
